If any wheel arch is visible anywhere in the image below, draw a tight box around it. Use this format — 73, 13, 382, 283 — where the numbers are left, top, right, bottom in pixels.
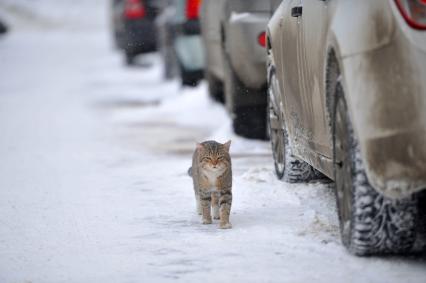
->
324, 37, 357, 181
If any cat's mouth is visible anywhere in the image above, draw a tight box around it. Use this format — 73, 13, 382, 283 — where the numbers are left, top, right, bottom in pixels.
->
208, 166, 224, 172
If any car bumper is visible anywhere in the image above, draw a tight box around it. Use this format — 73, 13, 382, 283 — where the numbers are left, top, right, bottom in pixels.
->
125, 19, 157, 55
173, 19, 204, 72
226, 11, 269, 89
342, 23, 426, 199
174, 35, 205, 71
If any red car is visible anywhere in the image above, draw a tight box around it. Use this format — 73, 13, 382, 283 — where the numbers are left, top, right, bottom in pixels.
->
111, 0, 163, 64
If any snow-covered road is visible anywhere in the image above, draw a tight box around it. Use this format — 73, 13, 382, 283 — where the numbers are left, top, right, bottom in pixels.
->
0, 1, 425, 282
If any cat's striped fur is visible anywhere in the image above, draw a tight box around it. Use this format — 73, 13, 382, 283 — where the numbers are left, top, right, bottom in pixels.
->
188, 140, 232, 229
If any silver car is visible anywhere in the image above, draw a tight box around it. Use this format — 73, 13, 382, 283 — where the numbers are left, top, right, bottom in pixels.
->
201, 0, 280, 139
267, 0, 426, 255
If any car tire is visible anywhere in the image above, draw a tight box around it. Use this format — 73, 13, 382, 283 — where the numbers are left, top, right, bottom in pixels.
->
233, 105, 267, 140
0, 20, 8, 35
207, 72, 225, 104
180, 64, 203, 87
267, 63, 318, 182
125, 52, 135, 66
333, 81, 418, 255
224, 55, 267, 140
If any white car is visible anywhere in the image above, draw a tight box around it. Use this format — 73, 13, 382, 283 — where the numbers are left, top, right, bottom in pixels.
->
267, 0, 426, 255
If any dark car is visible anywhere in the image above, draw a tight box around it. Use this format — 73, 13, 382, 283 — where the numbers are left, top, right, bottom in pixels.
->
0, 19, 8, 35
111, 0, 163, 64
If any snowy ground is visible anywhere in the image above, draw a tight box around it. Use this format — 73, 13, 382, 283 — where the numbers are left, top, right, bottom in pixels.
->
0, 1, 425, 282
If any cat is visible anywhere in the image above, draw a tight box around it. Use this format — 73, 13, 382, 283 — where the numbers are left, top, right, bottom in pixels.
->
188, 140, 232, 229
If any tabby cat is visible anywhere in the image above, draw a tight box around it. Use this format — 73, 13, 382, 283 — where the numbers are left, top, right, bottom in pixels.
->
188, 140, 232, 229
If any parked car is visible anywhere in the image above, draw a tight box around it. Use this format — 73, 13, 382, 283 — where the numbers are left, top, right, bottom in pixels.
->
201, 0, 278, 139
111, 0, 163, 65
267, 0, 426, 255
0, 19, 8, 35
155, 0, 179, 80
200, 0, 226, 103
157, 0, 204, 86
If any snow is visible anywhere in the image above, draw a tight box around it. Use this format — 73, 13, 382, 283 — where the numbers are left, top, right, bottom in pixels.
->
0, 1, 426, 283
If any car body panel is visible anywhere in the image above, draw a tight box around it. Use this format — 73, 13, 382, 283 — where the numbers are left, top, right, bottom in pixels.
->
227, 0, 272, 13
201, 0, 275, 96
268, 0, 426, 199
331, 1, 395, 57
200, 0, 226, 81
341, 13, 426, 198
172, 0, 205, 72
124, 19, 157, 55
174, 35, 205, 71
226, 11, 270, 88
111, 0, 160, 54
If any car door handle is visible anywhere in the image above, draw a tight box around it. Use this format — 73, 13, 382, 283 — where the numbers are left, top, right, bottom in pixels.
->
291, 6, 303, 17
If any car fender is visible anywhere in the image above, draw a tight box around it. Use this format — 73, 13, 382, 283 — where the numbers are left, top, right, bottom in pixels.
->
329, 0, 395, 58
327, 1, 426, 199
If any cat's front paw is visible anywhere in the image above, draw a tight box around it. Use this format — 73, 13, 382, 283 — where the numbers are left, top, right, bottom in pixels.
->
202, 218, 212, 224
219, 222, 232, 229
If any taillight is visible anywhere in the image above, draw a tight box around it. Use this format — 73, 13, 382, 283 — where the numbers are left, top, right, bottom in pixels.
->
395, 0, 426, 30
258, 32, 266, 48
124, 0, 146, 20
186, 0, 201, 20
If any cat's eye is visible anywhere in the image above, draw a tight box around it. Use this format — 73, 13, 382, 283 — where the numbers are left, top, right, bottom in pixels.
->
202, 157, 212, 162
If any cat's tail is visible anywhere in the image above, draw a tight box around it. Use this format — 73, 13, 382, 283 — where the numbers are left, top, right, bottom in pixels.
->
187, 167, 193, 177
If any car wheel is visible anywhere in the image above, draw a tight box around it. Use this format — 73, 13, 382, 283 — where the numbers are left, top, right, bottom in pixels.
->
180, 64, 203, 87
0, 20, 8, 35
125, 52, 135, 66
224, 55, 267, 140
267, 64, 318, 182
333, 81, 418, 255
233, 105, 267, 140
207, 72, 225, 104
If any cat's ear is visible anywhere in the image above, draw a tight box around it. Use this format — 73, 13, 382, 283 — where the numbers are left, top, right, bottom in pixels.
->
196, 142, 204, 150
223, 140, 231, 152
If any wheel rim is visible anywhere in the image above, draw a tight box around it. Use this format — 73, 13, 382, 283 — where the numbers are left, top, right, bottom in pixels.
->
268, 70, 285, 179
334, 87, 353, 244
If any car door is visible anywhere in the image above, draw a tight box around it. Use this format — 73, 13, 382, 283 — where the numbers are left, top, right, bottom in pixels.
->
280, 0, 331, 166
298, 0, 332, 159
278, 0, 305, 149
